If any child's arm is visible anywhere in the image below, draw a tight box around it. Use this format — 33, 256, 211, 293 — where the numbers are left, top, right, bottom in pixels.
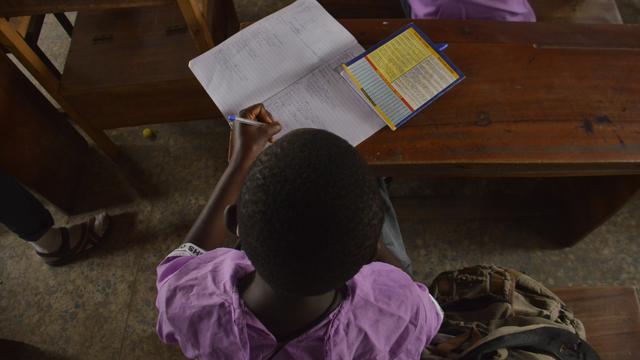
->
184, 104, 281, 251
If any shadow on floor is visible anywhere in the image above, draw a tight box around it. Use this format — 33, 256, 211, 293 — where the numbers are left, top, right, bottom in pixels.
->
0, 339, 76, 360
70, 147, 138, 215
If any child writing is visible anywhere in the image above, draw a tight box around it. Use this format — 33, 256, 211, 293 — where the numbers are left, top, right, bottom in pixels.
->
156, 104, 443, 359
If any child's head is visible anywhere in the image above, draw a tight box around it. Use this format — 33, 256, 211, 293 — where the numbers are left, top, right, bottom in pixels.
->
237, 129, 383, 296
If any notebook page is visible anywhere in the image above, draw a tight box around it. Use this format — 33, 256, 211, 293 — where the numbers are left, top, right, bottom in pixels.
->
264, 46, 386, 146
188, 0, 358, 115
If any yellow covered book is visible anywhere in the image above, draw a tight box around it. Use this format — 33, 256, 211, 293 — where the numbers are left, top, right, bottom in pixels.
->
341, 24, 464, 130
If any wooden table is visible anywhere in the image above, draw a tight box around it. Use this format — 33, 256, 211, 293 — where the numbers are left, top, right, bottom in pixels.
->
0, 0, 216, 159
345, 19, 640, 245
0, 51, 87, 212
0, 1, 214, 50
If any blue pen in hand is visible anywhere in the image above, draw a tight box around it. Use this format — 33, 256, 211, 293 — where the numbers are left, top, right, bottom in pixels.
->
227, 115, 267, 127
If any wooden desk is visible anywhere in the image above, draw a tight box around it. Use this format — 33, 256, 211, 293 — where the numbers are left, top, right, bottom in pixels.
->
0, 0, 216, 160
0, 0, 171, 15
59, 4, 221, 129
347, 20, 640, 176
0, 1, 212, 50
344, 20, 640, 245
0, 51, 87, 212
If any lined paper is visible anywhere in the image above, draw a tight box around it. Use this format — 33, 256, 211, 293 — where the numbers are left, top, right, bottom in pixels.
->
189, 0, 383, 146
265, 47, 385, 145
349, 58, 412, 125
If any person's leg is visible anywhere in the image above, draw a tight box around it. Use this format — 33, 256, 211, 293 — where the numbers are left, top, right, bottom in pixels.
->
0, 170, 54, 242
0, 170, 110, 265
378, 178, 413, 274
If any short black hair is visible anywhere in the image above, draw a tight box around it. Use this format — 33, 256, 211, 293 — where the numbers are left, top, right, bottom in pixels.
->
238, 129, 383, 296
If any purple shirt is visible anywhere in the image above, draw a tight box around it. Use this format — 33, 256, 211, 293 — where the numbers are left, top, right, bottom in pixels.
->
156, 246, 443, 359
408, 0, 536, 22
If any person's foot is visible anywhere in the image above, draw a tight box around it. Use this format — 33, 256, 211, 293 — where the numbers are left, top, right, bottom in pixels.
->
33, 213, 110, 266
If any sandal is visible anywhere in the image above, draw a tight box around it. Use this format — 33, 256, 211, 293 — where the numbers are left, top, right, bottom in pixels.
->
36, 213, 110, 266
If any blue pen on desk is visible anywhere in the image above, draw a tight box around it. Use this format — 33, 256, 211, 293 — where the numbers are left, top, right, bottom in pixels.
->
436, 43, 448, 51
227, 115, 267, 127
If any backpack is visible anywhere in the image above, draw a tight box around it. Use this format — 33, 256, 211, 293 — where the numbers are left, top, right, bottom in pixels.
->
424, 265, 600, 360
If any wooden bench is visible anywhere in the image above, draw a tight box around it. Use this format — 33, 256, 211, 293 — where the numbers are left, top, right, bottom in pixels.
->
555, 287, 640, 360
0, 51, 87, 212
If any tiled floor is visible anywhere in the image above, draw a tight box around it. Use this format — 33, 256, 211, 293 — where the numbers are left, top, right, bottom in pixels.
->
1, 1, 639, 359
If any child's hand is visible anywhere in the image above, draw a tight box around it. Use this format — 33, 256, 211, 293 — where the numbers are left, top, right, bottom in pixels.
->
231, 104, 282, 165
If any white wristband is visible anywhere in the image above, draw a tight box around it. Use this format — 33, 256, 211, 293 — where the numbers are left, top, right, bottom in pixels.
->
166, 243, 206, 258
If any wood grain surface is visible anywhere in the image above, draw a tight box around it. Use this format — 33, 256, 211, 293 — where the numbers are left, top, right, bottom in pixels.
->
555, 287, 640, 360
0, 52, 88, 211
0, 0, 172, 17
60, 3, 221, 129
318, 0, 405, 19
343, 20, 640, 177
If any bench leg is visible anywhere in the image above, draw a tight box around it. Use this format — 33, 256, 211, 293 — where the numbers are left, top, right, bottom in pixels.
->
206, 0, 239, 44
176, 0, 215, 52
0, 18, 118, 160
552, 175, 640, 247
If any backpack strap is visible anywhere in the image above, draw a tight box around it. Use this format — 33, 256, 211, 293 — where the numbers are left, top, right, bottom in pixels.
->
460, 325, 600, 360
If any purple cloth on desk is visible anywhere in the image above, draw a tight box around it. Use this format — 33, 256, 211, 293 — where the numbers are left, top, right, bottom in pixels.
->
408, 0, 536, 22
156, 247, 443, 359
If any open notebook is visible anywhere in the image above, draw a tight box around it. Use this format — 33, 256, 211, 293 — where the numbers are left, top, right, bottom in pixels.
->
189, 0, 383, 146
